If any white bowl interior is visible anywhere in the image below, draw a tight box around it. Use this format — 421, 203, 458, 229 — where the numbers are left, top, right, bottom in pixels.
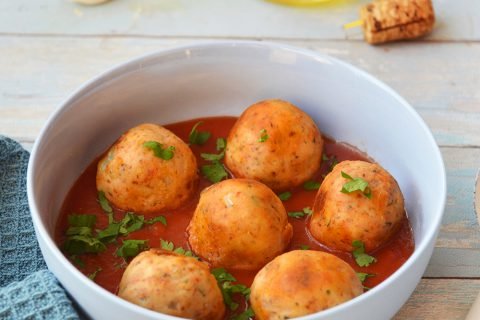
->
28, 42, 446, 320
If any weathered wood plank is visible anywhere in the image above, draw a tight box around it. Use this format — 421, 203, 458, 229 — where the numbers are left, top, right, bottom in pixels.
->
0, 36, 479, 146
0, 0, 478, 41
394, 279, 480, 320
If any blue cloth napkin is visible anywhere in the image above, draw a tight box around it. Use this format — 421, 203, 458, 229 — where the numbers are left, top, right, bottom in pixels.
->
0, 136, 79, 320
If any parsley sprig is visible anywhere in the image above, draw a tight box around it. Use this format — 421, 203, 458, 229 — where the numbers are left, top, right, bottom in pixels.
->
277, 191, 292, 201
189, 121, 211, 145
303, 180, 320, 191
200, 137, 228, 183
258, 129, 269, 142
288, 207, 313, 219
116, 239, 149, 258
160, 239, 198, 259
341, 171, 372, 199
212, 268, 251, 312
352, 240, 377, 267
143, 141, 175, 160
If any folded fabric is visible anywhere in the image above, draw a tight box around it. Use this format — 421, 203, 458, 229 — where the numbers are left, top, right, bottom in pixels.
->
0, 136, 79, 320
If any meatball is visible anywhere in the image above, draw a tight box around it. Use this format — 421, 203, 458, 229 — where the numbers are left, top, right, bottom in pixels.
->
96, 123, 198, 213
118, 249, 225, 320
309, 160, 405, 252
250, 250, 363, 319
187, 178, 293, 270
224, 99, 323, 192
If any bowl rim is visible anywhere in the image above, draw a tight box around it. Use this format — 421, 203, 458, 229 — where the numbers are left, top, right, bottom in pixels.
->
27, 40, 447, 319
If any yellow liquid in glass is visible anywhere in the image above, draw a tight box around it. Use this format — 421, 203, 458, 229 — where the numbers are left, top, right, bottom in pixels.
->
268, 0, 333, 6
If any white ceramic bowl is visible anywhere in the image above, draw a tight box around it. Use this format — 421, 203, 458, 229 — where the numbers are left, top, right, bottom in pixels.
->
27, 41, 446, 320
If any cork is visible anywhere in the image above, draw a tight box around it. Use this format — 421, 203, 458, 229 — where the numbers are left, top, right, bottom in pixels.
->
360, 0, 435, 44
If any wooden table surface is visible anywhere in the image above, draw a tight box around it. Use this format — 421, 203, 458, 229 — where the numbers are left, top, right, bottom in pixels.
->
1, 0, 479, 319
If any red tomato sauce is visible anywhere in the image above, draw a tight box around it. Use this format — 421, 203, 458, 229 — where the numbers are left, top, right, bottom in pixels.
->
55, 116, 414, 318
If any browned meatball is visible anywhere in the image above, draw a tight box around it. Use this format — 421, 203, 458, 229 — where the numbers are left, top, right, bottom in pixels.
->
187, 178, 293, 270
309, 160, 405, 252
96, 123, 198, 213
224, 99, 323, 192
118, 249, 225, 320
250, 250, 363, 319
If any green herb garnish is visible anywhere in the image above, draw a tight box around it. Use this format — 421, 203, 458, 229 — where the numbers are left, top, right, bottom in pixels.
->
160, 239, 197, 259
288, 207, 313, 219
303, 180, 320, 191
116, 239, 148, 258
216, 137, 226, 151
63, 214, 106, 255
98, 191, 114, 224
341, 171, 372, 199
68, 214, 97, 228
143, 141, 175, 160
278, 191, 292, 201
258, 129, 269, 142
189, 121, 211, 145
356, 272, 375, 283
299, 244, 310, 250
201, 162, 228, 183
145, 215, 167, 226
63, 234, 106, 255
88, 267, 102, 281
201, 151, 225, 162
212, 268, 251, 311
352, 240, 377, 267
97, 212, 167, 243
231, 308, 255, 320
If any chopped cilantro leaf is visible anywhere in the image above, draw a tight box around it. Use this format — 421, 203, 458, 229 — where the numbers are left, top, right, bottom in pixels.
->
63, 235, 106, 255
66, 226, 93, 237
116, 239, 148, 259
341, 171, 372, 199
212, 268, 250, 311
160, 239, 197, 259
68, 214, 96, 228
278, 191, 292, 201
211, 268, 237, 283
299, 244, 310, 250
70, 255, 85, 268
322, 153, 329, 161
98, 191, 113, 215
160, 239, 175, 251
201, 151, 225, 162
303, 180, 320, 191
96, 222, 121, 243
143, 141, 175, 160
352, 240, 377, 267
201, 162, 228, 183
216, 137, 226, 151
88, 267, 102, 281
356, 272, 375, 283
118, 212, 144, 235
63, 214, 105, 255
288, 207, 313, 219
189, 121, 211, 145
231, 307, 255, 320
258, 129, 269, 142
145, 215, 167, 226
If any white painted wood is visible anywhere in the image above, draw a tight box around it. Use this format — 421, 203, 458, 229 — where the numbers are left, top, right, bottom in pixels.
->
0, 0, 478, 40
